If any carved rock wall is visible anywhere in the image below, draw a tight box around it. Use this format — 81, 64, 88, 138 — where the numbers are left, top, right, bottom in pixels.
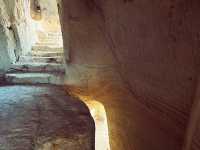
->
59, 0, 200, 150
0, 0, 16, 71
0, 0, 36, 71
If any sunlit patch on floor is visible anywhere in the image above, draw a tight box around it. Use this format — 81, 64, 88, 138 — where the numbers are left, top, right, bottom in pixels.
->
85, 101, 111, 150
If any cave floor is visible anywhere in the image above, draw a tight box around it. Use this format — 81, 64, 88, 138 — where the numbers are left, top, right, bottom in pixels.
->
0, 85, 94, 150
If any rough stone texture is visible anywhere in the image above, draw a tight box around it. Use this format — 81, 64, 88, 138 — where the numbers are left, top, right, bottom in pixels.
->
5, 51, 65, 86
59, 0, 200, 150
5, 73, 65, 85
0, 85, 95, 150
19, 55, 64, 64
30, 0, 42, 20
8, 63, 65, 73
0, 0, 16, 71
7, 0, 37, 55
0, 0, 37, 71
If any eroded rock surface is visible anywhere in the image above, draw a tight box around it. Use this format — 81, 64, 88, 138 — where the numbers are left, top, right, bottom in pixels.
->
0, 85, 95, 150
0, 0, 37, 71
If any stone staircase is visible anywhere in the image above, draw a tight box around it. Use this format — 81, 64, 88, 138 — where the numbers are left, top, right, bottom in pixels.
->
21, 32, 64, 63
5, 32, 65, 85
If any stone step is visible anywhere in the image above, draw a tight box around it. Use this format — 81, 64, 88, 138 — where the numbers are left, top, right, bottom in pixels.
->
47, 32, 62, 36
39, 31, 62, 35
5, 73, 65, 85
41, 33, 62, 36
35, 43, 63, 47
37, 39, 63, 43
37, 38, 63, 42
32, 46, 63, 52
36, 38, 63, 41
35, 42, 63, 47
37, 36, 63, 41
20, 56, 64, 63
31, 51, 64, 57
7, 63, 65, 73
38, 35, 62, 40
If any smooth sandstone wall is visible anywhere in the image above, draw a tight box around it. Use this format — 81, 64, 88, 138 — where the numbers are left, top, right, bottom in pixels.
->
59, 0, 200, 150
184, 76, 200, 150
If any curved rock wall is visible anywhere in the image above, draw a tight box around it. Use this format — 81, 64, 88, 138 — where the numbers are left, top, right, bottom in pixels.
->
59, 0, 200, 150
184, 76, 200, 150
